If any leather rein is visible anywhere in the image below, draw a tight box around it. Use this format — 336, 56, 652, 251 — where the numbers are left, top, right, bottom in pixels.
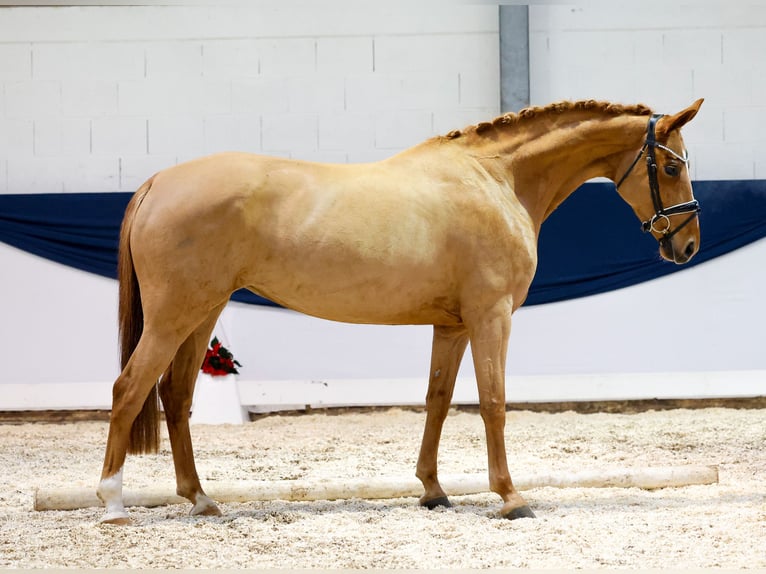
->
615, 114, 700, 244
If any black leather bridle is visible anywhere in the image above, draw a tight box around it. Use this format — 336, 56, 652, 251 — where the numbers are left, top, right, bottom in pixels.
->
615, 114, 700, 245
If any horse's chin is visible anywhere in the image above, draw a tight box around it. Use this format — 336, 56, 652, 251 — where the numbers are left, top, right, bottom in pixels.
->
659, 246, 676, 264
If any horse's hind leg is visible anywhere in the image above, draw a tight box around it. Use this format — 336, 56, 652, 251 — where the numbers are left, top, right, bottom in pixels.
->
416, 325, 469, 509
98, 326, 188, 524
159, 302, 227, 517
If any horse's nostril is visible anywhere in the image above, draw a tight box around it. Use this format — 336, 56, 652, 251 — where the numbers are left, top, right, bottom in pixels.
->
684, 240, 696, 259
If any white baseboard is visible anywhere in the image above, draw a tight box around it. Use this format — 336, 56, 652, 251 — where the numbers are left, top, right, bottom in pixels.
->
1, 370, 764, 412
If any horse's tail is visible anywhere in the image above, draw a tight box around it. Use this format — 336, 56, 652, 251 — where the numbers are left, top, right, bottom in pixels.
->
118, 175, 161, 455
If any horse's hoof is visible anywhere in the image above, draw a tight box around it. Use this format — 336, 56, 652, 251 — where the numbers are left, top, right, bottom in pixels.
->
501, 504, 536, 520
195, 505, 223, 517
191, 494, 222, 517
420, 495, 452, 510
99, 511, 132, 526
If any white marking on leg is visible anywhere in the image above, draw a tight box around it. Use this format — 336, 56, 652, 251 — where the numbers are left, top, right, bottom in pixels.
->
97, 467, 130, 523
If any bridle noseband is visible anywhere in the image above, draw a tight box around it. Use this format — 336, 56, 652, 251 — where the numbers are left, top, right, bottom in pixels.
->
615, 114, 700, 245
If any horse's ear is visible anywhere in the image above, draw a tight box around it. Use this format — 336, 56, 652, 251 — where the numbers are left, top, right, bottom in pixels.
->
658, 98, 704, 137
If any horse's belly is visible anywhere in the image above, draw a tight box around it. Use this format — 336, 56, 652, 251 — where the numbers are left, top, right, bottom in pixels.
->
271, 298, 461, 326
245, 267, 463, 326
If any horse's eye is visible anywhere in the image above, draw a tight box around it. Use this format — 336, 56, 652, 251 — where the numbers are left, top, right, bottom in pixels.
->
664, 164, 680, 177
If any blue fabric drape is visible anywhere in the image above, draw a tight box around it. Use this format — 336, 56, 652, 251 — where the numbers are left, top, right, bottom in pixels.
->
529, 179, 766, 304
1, 180, 765, 307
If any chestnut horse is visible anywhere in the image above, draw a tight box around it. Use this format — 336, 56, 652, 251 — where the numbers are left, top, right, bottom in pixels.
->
97, 99, 703, 524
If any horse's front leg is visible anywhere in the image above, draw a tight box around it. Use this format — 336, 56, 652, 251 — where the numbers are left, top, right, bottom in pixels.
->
466, 298, 536, 519
416, 324, 469, 509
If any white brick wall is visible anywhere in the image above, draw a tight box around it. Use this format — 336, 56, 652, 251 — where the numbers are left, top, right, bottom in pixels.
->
91, 117, 146, 156
318, 112, 375, 152
33, 118, 90, 157
203, 115, 262, 155
33, 42, 145, 81
317, 37, 372, 75
0, 44, 31, 80
2, 4, 762, 189
145, 42, 203, 79
0, 118, 33, 158
148, 116, 205, 157
0, 2, 499, 194
5, 81, 61, 118
62, 81, 119, 117
529, 4, 766, 181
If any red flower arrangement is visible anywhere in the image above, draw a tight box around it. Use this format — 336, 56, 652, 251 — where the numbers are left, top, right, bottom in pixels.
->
201, 337, 242, 376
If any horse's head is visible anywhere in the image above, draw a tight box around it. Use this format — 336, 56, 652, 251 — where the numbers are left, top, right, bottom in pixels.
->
615, 99, 704, 264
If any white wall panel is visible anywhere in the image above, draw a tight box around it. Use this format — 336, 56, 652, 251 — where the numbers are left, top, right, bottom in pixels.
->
693, 142, 755, 180
119, 154, 177, 191
316, 37, 373, 75
679, 103, 723, 148
258, 38, 317, 76
4, 81, 60, 118
0, 3, 498, 194
91, 117, 146, 156
7, 157, 66, 193
459, 68, 500, 109
373, 110, 434, 150
145, 42, 203, 79
0, 3, 497, 43
60, 157, 120, 194
694, 67, 752, 108
32, 43, 145, 81
230, 77, 289, 115
318, 113, 376, 153
261, 113, 318, 155
725, 107, 766, 144
203, 115, 262, 155
33, 118, 91, 157
0, 118, 34, 157
118, 79, 231, 117
0, 243, 120, 386
286, 76, 346, 114
2, 2, 765, 409
148, 116, 205, 156
0, 44, 31, 81
529, 4, 766, 181
529, 3, 766, 32
374, 34, 497, 75
202, 39, 260, 79
61, 80, 118, 118
344, 72, 459, 113
661, 30, 722, 68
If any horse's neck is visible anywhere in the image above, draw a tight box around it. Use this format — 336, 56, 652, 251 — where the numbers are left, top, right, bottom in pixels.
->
474, 113, 650, 229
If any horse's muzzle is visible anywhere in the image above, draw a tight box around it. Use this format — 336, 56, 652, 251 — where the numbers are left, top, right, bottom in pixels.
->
660, 236, 697, 265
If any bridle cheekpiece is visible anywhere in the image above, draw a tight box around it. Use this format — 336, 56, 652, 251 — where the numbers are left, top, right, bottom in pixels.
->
615, 114, 700, 244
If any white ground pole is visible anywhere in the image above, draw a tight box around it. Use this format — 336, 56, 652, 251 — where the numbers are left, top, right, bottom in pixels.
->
34, 465, 718, 511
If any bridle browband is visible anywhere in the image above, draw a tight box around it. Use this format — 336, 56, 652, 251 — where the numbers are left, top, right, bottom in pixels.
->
615, 114, 700, 245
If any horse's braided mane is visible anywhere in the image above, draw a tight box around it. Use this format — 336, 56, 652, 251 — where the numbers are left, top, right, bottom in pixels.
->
442, 99, 654, 140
